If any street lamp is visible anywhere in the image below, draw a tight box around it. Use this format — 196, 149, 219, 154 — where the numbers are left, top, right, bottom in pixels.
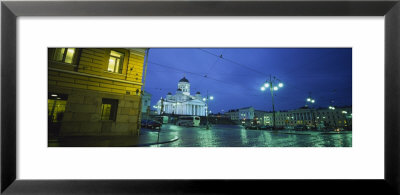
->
260, 75, 284, 130
341, 110, 349, 130
306, 96, 316, 130
329, 106, 337, 129
204, 91, 214, 130
307, 98, 316, 104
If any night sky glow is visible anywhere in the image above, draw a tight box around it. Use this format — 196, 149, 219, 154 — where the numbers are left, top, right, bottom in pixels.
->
144, 48, 352, 114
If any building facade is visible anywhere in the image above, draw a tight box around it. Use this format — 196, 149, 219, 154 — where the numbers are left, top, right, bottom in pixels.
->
48, 48, 147, 137
225, 107, 261, 125
155, 77, 208, 116
225, 106, 352, 130
141, 91, 152, 113
225, 109, 240, 121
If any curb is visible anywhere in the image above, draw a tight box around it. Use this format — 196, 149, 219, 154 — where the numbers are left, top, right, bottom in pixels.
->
131, 136, 180, 147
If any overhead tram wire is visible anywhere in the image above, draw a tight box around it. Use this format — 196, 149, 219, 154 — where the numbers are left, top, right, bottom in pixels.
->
148, 60, 248, 88
205, 49, 224, 74
199, 48, 349, 98
198, 49, 268, 77
198, 49, 298, 95
149, 57, 347, 102
148, 60, 279, 97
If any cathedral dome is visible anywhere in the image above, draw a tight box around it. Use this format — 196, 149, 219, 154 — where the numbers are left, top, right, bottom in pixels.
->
179, 77, 189, 83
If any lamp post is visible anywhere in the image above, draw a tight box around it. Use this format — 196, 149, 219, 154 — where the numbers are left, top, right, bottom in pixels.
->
160, 98, 164, 115
203, 91, 214, 130
260, 75, 283, 130
342, 110, 349, 130
306, 96, 316, 130
329, 106, 337, 129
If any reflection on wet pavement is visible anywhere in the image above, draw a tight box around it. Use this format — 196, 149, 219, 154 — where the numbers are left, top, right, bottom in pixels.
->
147, 124, 352, 147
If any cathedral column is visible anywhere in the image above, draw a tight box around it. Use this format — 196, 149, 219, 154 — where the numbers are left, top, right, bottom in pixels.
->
199, 106, 201, 116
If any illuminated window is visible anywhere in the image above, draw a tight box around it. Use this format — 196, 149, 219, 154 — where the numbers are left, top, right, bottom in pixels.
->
53, 48, 76, 64
48, 93, 68, 122
108, 50, 124, 73
101, 98, 118, 121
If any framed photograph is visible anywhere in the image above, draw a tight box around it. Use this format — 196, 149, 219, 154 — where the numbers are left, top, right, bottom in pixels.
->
2, 0, 400, 194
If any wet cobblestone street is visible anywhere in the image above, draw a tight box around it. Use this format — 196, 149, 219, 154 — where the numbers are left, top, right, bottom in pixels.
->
143, 124, 352, 147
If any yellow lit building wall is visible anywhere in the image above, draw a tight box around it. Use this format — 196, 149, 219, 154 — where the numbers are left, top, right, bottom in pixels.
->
48, 48, 147, 136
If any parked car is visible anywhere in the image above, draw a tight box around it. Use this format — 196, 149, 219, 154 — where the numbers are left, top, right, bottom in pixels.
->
259, 125, 273, 130
141, 120, 162, 130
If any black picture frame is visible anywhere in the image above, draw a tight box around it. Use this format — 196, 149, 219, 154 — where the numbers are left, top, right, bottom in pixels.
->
2, 0, 400, 194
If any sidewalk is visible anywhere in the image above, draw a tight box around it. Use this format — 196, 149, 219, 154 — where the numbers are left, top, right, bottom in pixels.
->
48, 130, 179, 147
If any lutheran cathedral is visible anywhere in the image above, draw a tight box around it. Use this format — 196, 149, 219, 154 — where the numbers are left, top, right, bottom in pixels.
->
155, 77, 208, 116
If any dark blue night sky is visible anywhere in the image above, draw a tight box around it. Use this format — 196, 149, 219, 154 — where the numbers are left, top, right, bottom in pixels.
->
144, 48, 352, 114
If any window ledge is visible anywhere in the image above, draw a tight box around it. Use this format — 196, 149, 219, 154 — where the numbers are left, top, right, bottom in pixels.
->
104, 70, 126, 76
49, 60, 78, 67
49, 67, 142, 86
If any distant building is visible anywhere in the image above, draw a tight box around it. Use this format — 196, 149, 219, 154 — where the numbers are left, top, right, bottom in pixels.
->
238, 107, 255, 120
254, 110, 271, 125
314, 106, 352, 128
48, 48, 147, 137
224, 107, 259, 125
155, 77, 208, 116
141, 91, 152, 113
225, 105, 352, 129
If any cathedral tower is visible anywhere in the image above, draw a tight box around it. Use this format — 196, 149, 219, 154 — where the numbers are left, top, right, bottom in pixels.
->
178, 77, 190, 96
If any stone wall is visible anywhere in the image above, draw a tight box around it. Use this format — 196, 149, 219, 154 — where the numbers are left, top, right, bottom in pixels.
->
48, 48, 146, 136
